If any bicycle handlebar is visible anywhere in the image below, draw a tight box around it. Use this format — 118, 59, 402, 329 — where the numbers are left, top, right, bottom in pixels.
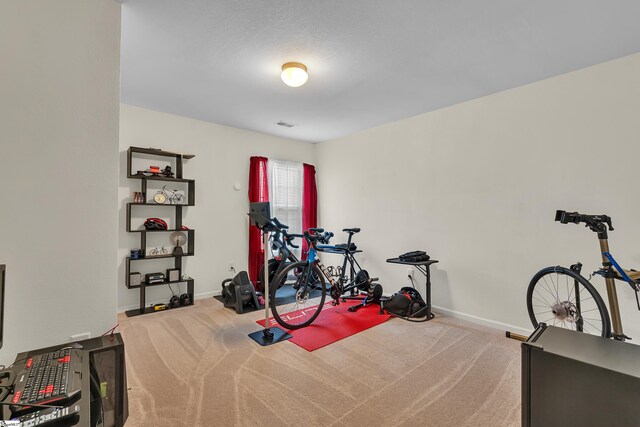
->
271, 217, 289, 230
304, 229, 334, 245
555, 210, 614, 234
266, 217, 301, 249
284, 233, 299, 249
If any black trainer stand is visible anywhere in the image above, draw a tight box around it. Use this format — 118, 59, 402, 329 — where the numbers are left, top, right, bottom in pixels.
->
386, 257, 439, 320
248, 202, 292, 346
347, 278, 384, 313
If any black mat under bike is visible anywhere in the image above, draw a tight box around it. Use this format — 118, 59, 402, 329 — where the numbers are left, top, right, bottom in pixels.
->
526, 210, 640, 340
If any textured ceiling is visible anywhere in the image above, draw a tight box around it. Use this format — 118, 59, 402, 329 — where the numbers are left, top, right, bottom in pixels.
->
121, 1, 640, 143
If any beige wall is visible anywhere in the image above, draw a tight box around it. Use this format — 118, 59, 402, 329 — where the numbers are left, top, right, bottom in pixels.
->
0, 0, 121, 364
316, 53, 640, 337
118, 105, 315, 311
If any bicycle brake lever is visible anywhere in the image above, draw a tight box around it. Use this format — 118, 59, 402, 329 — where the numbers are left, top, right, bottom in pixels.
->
607, 218, 614, 231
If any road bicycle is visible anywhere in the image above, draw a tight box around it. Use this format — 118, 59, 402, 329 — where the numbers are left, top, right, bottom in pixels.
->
153, 185, 185, 205
526, 210, 640, 340
269, 227, 373, 329
148, 246, 169, 256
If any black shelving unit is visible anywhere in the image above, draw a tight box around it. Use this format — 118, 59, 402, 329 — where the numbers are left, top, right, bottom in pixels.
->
124, 146, 195, 317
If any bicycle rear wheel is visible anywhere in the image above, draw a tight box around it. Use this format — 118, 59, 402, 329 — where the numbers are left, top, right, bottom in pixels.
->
526, 266, 611, 337
258, 259, 279, 292
269, 261, 326, 329
172, 193, 185, 204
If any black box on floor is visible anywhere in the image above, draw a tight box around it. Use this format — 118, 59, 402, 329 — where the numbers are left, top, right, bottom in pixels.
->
223, 271, 260, 314
522, 325, 640, 427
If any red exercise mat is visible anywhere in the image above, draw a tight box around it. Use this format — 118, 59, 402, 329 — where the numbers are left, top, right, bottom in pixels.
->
256, 299, 392, 351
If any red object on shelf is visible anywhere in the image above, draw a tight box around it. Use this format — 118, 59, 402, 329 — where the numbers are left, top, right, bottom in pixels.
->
149, 166, 160, 173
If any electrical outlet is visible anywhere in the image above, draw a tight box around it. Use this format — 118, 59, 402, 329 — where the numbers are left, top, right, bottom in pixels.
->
70, 332, 90, 342
228, 262, 236, 272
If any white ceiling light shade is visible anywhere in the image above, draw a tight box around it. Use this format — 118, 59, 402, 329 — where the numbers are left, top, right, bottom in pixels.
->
281, 62, 308, 87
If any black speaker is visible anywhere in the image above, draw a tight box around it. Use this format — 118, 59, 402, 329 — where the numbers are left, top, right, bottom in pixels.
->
169, 295, 180, 308
179, 293, 191, 306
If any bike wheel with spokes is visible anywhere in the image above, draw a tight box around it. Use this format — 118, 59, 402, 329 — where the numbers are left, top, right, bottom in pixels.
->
172, 193, 185, 205
269, 261, 326, 329
526, 266, 611, 337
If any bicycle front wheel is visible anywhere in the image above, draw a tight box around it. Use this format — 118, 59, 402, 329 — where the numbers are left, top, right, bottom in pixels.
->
526, 266, 611, 337
269, 261, 326, 329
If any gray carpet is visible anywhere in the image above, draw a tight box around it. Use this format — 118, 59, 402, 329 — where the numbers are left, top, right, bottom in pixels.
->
118, 298, 520, 426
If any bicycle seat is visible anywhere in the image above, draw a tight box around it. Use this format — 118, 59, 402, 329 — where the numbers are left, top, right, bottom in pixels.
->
342, 228, 361, 234
334, 243, 357, 252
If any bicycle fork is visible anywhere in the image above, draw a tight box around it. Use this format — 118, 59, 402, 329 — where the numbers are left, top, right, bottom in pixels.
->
600, 238, 625, 340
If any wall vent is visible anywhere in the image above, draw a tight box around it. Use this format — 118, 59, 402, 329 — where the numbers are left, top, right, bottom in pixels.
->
275, 121, 295, 128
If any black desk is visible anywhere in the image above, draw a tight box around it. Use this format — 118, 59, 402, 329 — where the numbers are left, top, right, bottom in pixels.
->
386, 258, 438, 320
1, 334, 127, 427
523, 325, 640, 426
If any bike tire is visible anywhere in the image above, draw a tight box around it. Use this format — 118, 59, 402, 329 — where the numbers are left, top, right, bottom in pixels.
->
172, 193, 185, 205
153, 192, 166, 204
355, 269, 370, 291
269, 261, 326, 330
258, 259, 280, 292
526, 266, 611, 338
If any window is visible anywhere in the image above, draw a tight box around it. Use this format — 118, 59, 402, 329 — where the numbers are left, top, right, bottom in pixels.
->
268, 159, 303, 258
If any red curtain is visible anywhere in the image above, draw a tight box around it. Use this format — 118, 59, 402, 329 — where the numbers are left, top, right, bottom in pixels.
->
302, 163, 318, 259
248, 156, 269, 285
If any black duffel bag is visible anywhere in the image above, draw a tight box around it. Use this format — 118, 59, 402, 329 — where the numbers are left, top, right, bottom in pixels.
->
383, 287, 429, 321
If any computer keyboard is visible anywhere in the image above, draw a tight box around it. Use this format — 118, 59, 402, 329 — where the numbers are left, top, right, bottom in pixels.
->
9, 348, 82, 416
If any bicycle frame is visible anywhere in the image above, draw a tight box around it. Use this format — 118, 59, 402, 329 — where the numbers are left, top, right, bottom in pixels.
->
307, 245, 365, 301
592, 242, 639, 340
337, 249, 365, 289
307, 247, 338, 290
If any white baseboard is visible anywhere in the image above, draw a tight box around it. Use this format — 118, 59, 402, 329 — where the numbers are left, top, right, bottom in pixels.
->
117, 289, 222, 313
117, 292, 531, 337
432, 305, 532, 337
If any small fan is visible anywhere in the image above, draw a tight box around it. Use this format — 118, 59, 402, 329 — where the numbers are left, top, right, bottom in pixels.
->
170, 231, 187, 255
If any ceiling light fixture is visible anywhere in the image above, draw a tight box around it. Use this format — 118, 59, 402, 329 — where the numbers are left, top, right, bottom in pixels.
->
281, 62, 308, 87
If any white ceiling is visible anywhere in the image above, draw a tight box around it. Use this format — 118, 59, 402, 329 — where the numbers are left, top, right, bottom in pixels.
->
121, 1, 640, 143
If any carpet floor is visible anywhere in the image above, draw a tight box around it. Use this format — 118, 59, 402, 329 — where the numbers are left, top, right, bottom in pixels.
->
118, 298, 520, 427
